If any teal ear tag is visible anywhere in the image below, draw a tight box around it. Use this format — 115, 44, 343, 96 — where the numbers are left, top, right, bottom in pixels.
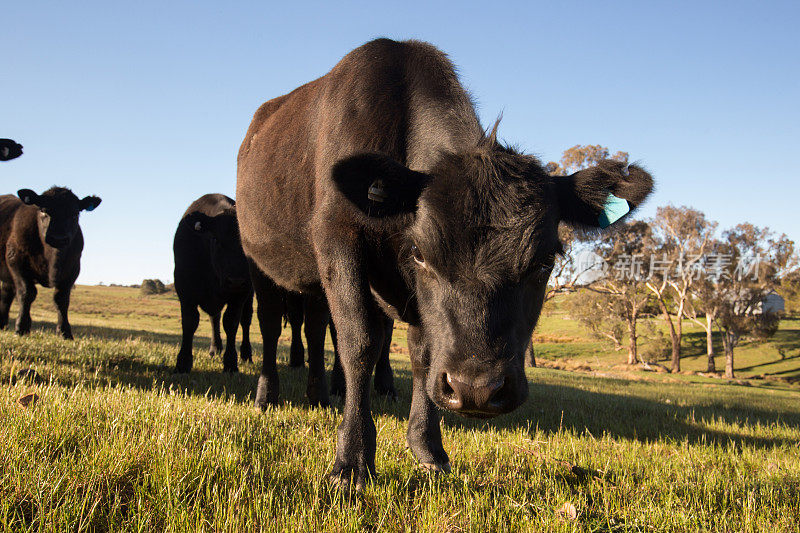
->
598, 193, 629, 228
85, 204, 96, 212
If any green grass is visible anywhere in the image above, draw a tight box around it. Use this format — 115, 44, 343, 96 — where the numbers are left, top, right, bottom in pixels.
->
1, 286, 800, 531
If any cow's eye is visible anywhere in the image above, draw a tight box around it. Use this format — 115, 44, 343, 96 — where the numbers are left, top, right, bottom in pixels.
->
411, 244, 425, 266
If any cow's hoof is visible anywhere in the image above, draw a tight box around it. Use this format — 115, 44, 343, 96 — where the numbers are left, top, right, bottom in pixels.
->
407, 437, 450, 470
309, 396, 331, 409
328, 465, 371, 492
173, 365, 191, 374
330, 372, 346, 396
255, 375, 279, 410
307, 376, 330, 408
240, 344, 253, 362
289, 344, 305, 367
222, 351, 239, 372
375, 384, 398, 401
419, 461, 451, 474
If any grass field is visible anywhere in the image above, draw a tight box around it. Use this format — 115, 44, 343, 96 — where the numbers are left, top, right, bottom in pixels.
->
1, 285, 800, 531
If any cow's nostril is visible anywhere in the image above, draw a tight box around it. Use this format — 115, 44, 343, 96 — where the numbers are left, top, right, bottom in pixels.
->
487, 377, 509, 409
442, 373, 454, 395
441, 372, 462, 409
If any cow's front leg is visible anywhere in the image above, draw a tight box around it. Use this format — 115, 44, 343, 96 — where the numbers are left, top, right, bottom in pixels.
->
53, 285, 74, 339
330, 318, 383, 490
287, 293, 305, 367
319, 255, 385, 488
406, 324, 450, 472
239, 292, 253, 362
14, 277, 36, 336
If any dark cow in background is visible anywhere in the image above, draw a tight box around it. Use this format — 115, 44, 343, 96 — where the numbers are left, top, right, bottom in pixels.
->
0, 187, 101, 337
173, 194, 253, 373
284, 291, 306, 367
0, 139, 23, 162
285, 291, 397, 399
329, 316, 396, 399
237, 38, 654, 489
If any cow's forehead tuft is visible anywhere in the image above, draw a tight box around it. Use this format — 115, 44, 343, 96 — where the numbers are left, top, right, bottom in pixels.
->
422, 148, 551, 227
412, 148, 559, 283
41, 186, 79, 204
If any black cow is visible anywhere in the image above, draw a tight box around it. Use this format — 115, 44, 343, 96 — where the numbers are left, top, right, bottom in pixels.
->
0, 139, 23, 162
0, 187, 101, 337
264, 290, 397, 401
329, 316, 396, 399
237, 39, 654, 489
173, 194, 253, 373
284, 291, 396, 399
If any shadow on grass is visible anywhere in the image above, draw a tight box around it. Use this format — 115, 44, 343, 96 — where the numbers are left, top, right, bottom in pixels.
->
11, 319, 800, 451
444, 377, 800, 450
25, 320, 205, 350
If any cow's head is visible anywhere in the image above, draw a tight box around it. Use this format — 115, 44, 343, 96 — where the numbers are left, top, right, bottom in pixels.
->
185, 208, 250, 292
332, 139, 653, 418
18, 187, 101, 249
0, 139, 23, 162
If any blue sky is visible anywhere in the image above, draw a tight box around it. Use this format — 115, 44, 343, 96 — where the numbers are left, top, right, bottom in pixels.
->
2, 0, 798, 285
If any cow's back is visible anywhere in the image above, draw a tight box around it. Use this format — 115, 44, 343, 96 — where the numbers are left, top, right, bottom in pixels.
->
0, 195, 28, 281
0, 195, 23, 246
236, 39, 483, 292
173, 194, 235, 306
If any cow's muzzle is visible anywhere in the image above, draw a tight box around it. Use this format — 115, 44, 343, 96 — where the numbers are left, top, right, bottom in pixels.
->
435, 369, 526, 418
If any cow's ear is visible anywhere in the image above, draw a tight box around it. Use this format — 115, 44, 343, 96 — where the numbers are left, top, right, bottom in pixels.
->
80, 195, 102, 212
331, 153, 431, 218
554, 160, 653, 229
17, 189, 40, 206
185, 212, 214, 233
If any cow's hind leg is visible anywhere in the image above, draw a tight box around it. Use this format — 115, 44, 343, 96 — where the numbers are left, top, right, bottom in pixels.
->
303, 294, 330, 407
329, 322, 345, 396
13, 278, 36, 336
0, 282, 15, 330
406, 324, 450, 472
251, 263, 284, 408
209, 313, 223, 357
373, 317, 397, 399
287, 292, 305, 367
175, 302, 199, 373
239, 291, 253, 362
221, 301, 242, 373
